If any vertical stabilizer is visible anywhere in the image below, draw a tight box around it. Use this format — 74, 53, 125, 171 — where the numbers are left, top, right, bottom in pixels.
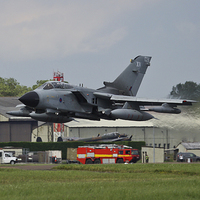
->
99, 56, 151, 96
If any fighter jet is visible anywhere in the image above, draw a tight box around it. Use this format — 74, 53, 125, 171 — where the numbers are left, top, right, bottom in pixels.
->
58, 132, 132, 142
7, 56, 196, 123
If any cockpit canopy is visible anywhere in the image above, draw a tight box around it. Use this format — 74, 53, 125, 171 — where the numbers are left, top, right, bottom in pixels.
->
37, 81, 74, 90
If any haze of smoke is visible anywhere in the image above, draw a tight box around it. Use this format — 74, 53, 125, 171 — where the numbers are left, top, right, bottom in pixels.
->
151, 108, 200, 130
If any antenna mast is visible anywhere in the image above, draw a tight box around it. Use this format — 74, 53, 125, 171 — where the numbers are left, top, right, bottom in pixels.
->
53, 70, 64, 142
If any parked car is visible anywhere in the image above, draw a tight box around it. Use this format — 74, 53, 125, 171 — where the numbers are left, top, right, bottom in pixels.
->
177, 152, 200, 162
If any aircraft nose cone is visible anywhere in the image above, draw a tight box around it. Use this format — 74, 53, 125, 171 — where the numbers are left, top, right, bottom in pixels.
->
19, 91, 39, 107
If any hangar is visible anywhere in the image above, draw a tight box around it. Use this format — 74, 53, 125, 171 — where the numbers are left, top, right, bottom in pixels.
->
1, 97, 200, 150
0, 97, 37, 142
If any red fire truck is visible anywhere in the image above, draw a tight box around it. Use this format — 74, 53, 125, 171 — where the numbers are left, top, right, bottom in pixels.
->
76, 144, 140, 164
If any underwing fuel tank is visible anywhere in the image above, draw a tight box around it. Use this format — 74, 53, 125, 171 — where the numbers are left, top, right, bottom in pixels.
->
148, 103, 181, 114
30, 112, 74, 123
111, 109, 154, 121
6, 109, 31, 117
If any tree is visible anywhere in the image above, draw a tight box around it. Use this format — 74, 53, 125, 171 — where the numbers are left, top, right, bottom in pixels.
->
15, 85, 32, 97
170, 81, 200, 100
0, 77, 31, 97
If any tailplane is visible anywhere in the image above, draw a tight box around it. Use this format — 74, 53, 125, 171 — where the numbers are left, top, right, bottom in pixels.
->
98, 55, 151, 96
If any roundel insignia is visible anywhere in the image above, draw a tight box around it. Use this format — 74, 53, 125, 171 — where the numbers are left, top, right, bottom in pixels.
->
59, 98, 62, 103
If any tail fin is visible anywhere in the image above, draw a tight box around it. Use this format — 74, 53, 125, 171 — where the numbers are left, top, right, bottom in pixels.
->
98, 55, 151, 96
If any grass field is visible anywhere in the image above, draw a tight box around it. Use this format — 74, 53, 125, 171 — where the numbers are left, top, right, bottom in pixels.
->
1, 163, 200, 200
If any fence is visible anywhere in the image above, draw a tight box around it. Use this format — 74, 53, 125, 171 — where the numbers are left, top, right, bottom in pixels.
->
17, 150, 62, 164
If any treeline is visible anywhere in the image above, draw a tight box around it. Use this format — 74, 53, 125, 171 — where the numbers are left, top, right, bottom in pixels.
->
0, 78, 49, 97
169, 81, 200, 100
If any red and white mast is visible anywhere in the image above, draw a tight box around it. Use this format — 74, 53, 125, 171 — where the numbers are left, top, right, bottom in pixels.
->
53, 70, 64, 142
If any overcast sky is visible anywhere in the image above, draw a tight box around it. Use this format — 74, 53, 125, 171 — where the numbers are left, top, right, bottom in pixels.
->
0, 0, 200, 98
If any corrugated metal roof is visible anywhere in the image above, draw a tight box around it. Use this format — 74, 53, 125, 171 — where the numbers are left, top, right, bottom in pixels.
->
0, 97, 22, 118
0, 97, 20, 107
181, 142, 200, 150
65, 119, 154, 128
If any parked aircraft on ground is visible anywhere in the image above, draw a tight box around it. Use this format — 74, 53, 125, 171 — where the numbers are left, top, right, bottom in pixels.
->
7, 55, 196, 123
57, 132, 132, 142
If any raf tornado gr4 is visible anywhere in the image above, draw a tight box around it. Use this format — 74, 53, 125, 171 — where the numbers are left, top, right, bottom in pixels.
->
7, 56, 196, 123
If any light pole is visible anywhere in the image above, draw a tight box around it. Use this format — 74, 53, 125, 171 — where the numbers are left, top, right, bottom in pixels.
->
153, 126, 155, 163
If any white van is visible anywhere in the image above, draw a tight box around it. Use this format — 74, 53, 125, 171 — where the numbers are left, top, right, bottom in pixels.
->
0, 149, 17, 164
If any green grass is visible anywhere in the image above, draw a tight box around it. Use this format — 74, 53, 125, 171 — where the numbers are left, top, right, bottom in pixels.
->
1, 163, 200, 199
